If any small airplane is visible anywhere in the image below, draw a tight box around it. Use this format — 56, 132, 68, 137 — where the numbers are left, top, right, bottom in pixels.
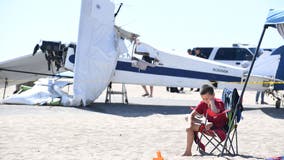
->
0, 0, 283, 107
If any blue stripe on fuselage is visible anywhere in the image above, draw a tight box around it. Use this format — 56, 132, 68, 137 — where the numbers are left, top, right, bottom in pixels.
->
115, 61, 241, 82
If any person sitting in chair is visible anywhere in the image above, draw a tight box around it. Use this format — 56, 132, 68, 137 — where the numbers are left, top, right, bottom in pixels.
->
182, 84, 228, 156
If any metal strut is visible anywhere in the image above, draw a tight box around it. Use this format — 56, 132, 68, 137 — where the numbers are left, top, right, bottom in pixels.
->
114, 3, 123, 18
0, 68, 73, 78
2, 78, 8, 99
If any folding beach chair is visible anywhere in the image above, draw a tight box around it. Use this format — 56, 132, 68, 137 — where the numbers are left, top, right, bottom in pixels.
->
195, 88, 243, 156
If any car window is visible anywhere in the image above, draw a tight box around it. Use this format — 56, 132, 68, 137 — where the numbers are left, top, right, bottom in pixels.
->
240, 48, 253, 60
214, 48, 253, 61
249, 47, 263, 57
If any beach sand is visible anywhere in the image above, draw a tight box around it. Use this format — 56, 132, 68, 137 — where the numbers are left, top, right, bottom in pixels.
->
0, 84, 284, 160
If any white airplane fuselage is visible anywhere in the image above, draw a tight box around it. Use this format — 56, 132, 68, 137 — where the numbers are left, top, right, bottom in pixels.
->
110, 51, 268, 91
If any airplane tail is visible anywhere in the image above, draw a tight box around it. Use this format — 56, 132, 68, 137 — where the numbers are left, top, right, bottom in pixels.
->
273, 45, 284, 90
251, 45, 284, 90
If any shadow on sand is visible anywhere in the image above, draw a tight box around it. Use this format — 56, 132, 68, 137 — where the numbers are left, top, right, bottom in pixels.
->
260, 107, 284, 119
242, 105, 284, 119
79, 103, 191, 117
226, 154, 264, 160
76, 103, 284, 119
195, 153, 264, 160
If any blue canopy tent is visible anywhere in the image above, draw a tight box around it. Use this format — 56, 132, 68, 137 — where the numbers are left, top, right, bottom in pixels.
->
221, 9, 284, 156
266, 9, 284, 39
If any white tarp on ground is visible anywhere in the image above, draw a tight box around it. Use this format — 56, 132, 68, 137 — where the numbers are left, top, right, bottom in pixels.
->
1, 78, 69, 105
72, 0, 122, 106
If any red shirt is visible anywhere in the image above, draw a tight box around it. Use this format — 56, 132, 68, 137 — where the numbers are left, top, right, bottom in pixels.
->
195, 98, 228, 129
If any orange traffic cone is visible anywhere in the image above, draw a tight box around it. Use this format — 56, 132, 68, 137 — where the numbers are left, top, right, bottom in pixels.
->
153, 151, 164, 160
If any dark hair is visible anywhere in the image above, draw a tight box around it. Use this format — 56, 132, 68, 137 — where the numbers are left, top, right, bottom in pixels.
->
200, 84, 214, 95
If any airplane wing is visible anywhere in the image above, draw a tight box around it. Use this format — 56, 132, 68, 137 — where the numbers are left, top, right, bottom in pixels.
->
249, 74, 284, 90
0, 52, 67, 88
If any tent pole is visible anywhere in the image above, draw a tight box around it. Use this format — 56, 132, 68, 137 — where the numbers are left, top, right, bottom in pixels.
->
221, 25, 268, 156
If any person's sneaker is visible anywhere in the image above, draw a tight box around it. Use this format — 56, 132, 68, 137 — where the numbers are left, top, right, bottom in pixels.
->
256, 101, 258, 104
261, 101, 268, 105
142, 93, 149, 97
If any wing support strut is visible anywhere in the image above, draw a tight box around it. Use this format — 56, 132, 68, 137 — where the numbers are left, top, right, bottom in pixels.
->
2, 78, 8, 99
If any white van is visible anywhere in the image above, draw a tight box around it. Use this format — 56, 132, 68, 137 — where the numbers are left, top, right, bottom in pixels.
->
193, 45, 264, 68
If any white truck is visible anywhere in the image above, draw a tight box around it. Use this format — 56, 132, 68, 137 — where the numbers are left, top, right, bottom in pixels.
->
193, 44, 268, 68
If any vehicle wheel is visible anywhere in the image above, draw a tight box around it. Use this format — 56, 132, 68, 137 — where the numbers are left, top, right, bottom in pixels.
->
275, 100, 280, 109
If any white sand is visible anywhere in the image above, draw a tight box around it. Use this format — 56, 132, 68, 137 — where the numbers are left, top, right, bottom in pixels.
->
0, 84, 284, 160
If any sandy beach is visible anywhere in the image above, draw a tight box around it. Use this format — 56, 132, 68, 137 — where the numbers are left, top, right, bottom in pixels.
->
0, 84, 284, 160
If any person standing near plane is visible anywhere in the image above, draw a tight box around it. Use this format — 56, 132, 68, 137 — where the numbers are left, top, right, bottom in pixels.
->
187, 49, 193, 56
179, 49, 194, 93
142, 85, 153, 97
256, 91, 266, 104
141, 54, 154, 97
193, 48, 206, 92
